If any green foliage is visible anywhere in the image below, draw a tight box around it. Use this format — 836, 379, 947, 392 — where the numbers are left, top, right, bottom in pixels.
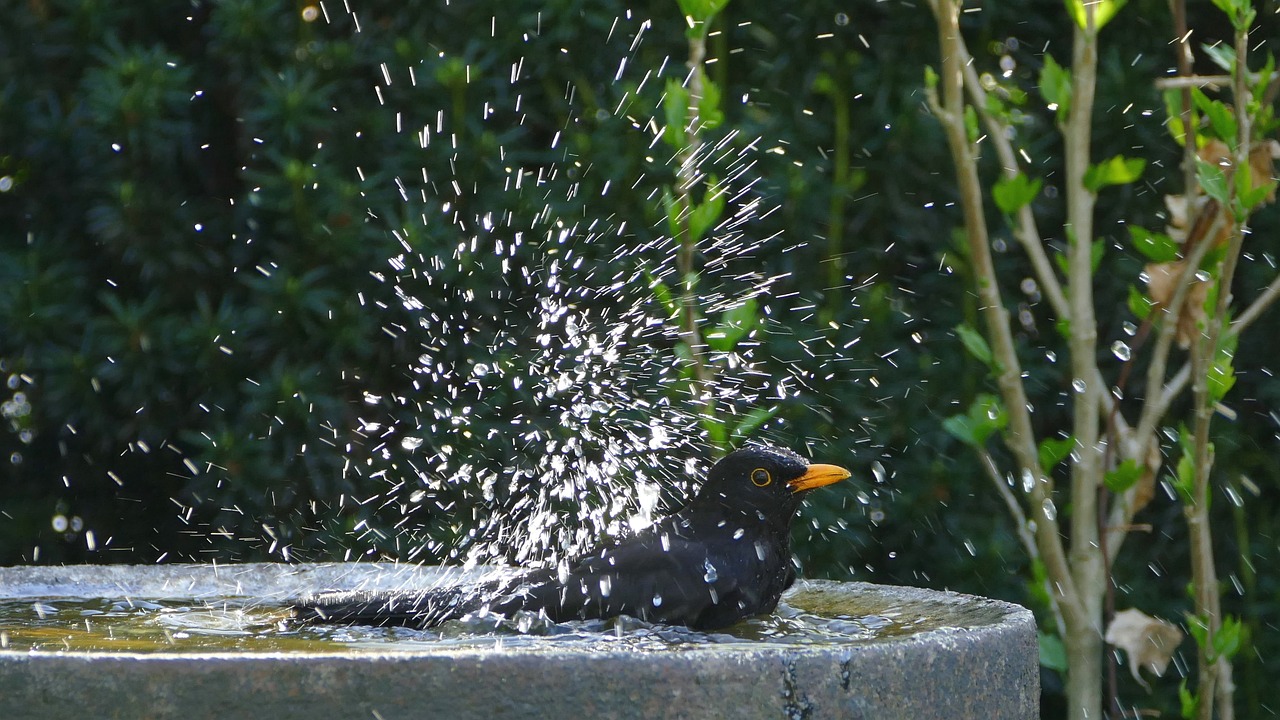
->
1104, 459, 1142, 493
1038, 436, 1075, 473
1082, 155, 1146, 192
1039, 54, 1072, 124
1127, 225, 1180, 263
955, 323, 994, 367
1039, 631, 1069, 672
992, 173, 1042, 216
1065, 0, 1128, 31
1196, 156, 1231, 205
942, 394, 1008, 447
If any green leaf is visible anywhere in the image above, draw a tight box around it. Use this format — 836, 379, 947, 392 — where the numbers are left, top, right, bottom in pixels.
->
1163, 88, 1189, 147
730, 404, 779, 442
923, 65, 939, 94
1209, 0, 1255, 31
1180, 679, 1198, 719
942, 395, 1008, 447
688, 179, 726, 245
1208, 350, 1236, 402
1065, 0, 1127, 31
1214, 615, 1244, 661
706, 296, 757, 352
1128, 284, 1154, 321
697, 76, 724, 131
680, 0, 732, 37
663, 79, 689, 150
1127, 225, 1180, 263
1039, 632, 1068, 672
1196, 157, 1230, 204
1202, 42, 1237, 74
1040, 54, 1072, 123
1091, 238, 1105, 273
702, 413, 728, 447
1038, 437, 1075, 472
955, 323, 993, 367
1083, 155, 1146, 192
1104, 459, 1143, 493
676, 0, 731, 26
1235, 157, 1275, 213
645, 271, 679, 319
662, 186, 680, 239
1192, 87, 1238, 144
964, 104, 979, 144
992, 174, 1043, 215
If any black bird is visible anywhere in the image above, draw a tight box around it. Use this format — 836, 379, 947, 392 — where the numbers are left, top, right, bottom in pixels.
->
294, 445, 851, 631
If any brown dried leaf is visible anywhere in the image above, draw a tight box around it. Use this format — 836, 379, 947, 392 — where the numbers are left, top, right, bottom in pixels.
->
1132, 443, 1162, 514
1105, 608, 1183, 691
1144, 261, 1207, 348
1249, 140, 1280, 204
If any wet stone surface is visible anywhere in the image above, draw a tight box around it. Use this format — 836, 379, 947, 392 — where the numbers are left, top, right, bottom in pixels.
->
0, 563, 1037, 719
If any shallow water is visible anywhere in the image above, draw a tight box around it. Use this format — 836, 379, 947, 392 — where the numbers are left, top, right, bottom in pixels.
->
0, 582, 996, 655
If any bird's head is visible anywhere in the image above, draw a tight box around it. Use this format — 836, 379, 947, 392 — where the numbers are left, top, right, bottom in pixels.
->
695, 444, 851, 517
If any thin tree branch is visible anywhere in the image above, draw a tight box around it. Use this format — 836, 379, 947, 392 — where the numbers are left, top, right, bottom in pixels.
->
925, 0, 1084, 631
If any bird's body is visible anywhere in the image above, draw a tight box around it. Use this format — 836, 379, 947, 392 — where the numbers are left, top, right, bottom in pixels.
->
294, 445, 850, 631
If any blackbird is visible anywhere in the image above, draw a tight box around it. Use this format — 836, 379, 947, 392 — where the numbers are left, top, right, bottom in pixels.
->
294, 444, 851, 631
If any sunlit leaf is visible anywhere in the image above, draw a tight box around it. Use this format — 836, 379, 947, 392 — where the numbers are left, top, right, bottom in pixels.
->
663, 79, 689, 150
688, 179, 726, 245
1039, 54, 1072, 123
662, 186, 681, 239
707, 296, 757, 352
1065, 0, 1127, 31
697, 76, 724, 131
1163, 88, 1188, 147
992, 173, 1043, 215
1083, 155, 1146, 192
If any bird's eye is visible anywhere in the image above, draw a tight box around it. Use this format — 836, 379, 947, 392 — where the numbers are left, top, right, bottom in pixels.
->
750, 468, 772, 487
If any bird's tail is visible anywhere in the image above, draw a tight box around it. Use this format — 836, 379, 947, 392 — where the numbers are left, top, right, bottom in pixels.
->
293, 583, 490, 628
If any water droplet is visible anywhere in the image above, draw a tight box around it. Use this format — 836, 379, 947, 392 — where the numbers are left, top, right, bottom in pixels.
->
1045, 350, 1057, 363
598, 575, 612, 598
732, 527, 745, 540
651, 592, 663, 607
1042, 498, 1057, 521
400, 436, 424, 451
1072, 378, 1087, 393
1111, 341, 1131, 361
1122, 321, 1138, 337
703, 560, 718, 583
1021, 468, 1036, 494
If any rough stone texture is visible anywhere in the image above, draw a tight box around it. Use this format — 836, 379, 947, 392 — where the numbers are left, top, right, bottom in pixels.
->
0, 564, 1038, 719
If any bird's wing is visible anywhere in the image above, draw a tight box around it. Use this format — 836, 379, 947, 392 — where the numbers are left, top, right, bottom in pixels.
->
525, 523, 783, 629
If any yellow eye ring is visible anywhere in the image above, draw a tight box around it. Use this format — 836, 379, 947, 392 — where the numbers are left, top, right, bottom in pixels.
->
750, 468, 772, 487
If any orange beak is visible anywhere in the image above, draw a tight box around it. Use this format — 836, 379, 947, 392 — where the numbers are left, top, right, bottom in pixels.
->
787, 463, 852, 493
